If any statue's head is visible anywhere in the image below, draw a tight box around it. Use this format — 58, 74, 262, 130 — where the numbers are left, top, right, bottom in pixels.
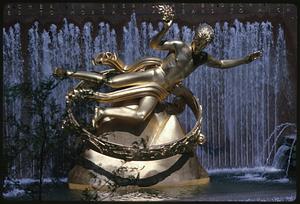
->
191, 24, 214, 53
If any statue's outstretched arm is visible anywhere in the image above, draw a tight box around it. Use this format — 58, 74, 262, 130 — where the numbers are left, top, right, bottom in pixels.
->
150, 5, 175, 50
206, 51, 262, 69
149, 21, 172, 50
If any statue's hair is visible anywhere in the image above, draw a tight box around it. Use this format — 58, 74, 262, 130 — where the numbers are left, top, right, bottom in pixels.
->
195, 23, 214, 43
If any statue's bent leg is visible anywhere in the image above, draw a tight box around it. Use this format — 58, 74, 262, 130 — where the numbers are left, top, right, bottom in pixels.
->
93, 96, 158, 127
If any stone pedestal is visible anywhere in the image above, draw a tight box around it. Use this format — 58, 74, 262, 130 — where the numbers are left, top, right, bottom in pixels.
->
68, 108, 209, 190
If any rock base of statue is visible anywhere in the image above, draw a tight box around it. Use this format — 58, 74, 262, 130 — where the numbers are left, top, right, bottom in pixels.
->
68, 106, 209, 190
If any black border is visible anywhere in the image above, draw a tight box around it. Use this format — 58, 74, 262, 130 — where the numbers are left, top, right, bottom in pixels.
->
1, 0, 299, 204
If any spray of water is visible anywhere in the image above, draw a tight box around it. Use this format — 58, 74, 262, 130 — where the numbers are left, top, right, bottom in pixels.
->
285, 137, 296, 176
264, 123, 296, 165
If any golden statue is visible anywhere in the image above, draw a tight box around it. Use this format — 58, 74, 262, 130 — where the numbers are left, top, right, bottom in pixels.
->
53, 4, 262, 188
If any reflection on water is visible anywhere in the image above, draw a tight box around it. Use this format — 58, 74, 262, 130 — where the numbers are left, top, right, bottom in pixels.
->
4, 168, 296, 201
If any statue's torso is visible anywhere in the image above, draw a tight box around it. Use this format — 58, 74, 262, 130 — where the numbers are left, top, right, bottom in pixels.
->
161, 43, 208, 88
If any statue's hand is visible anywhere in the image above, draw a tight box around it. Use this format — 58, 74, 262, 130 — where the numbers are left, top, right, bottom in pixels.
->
154, 4, 174, 27
246, 50, 262, 63
53, 67, 68, 78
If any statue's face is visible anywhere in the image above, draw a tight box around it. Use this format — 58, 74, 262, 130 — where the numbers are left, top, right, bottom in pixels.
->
191, 25, 214, 54
191, 37, 210, 54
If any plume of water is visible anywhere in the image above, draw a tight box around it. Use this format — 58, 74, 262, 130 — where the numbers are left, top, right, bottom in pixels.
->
264, 123, 296, 165
285, 137, 296, 176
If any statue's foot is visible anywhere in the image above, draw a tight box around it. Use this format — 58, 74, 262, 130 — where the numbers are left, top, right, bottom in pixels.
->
92, 106, 105, 128
53, 67, 67, 78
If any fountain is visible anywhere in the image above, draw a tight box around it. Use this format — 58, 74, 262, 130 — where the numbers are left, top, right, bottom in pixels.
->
3, 13, 295, 187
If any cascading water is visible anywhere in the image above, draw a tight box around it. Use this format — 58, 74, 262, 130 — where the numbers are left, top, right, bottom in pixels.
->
3, 14, 294, 178
3, 23, 24, 177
